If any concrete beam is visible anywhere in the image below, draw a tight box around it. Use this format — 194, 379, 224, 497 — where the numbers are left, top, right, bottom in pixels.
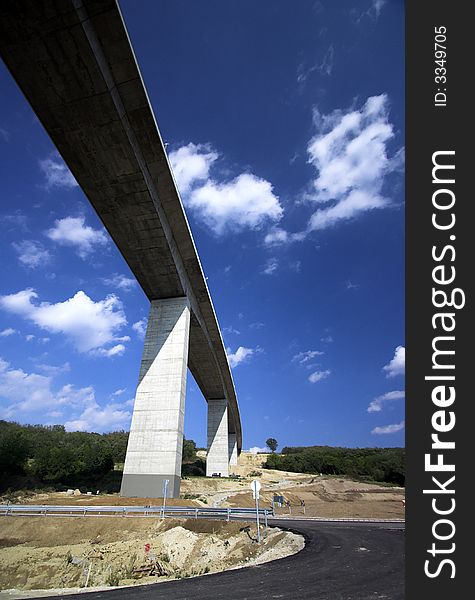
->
0, 0, 243, 463
206, 399, 229, 478
121, 297, 190, 498
228, 433, 238, 467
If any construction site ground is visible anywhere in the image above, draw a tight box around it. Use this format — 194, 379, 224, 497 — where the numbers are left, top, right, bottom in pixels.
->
0, 453, 404, 597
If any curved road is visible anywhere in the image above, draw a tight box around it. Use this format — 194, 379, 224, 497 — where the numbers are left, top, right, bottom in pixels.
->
42, 520, 404, 600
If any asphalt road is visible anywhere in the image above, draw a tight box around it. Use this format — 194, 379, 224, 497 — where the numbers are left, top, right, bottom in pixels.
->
41, 520, 405, 600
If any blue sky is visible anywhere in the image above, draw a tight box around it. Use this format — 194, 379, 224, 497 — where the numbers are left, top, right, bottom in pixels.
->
0, 0, 404, 450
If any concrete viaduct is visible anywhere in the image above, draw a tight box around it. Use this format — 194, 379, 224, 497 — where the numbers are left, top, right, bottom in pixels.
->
0, 0, 242, 498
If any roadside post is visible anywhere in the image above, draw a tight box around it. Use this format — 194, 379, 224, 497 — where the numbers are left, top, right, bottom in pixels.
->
251, 479, 261, 543
161, 479, 169, 519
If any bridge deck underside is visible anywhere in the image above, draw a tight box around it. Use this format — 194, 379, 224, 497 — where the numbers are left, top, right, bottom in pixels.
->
0, 0, 240, 442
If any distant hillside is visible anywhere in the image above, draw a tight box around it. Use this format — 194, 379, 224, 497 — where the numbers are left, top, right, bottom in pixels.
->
264, 445, 404, 486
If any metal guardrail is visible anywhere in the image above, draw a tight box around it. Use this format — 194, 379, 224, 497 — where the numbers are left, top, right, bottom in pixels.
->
0, 504, 273, 526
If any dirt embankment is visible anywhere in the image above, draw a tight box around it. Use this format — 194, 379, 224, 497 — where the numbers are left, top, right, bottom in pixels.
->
224, 477, 405, 520
0, 517, 303, 597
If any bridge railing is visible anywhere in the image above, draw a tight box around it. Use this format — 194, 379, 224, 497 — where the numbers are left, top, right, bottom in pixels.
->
0, 504, 274, 525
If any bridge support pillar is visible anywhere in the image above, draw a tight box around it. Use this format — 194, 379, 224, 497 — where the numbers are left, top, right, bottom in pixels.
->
120, 297, 190, 499
206, 399, 229, 477
228, 433, 238, 467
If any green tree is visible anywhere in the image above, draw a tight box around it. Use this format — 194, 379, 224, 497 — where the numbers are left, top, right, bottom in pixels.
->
0, 425, 30, 475
182, 438, 197, 462
266, 438, 278, 453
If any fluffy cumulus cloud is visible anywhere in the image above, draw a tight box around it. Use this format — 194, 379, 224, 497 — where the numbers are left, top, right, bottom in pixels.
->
189, 174, 282, 235
383, 345, 405, 378
0, 357, 90, 417
268, 94, 403, 244
304, 94, 401, 230
308, 369, 331, 383
169, 143, 283, 235
64, 402, 131, 433
372, 420, 405, 435
12, 240, 51, 269
367, 390, 405, 413
0, 289, 127, 355
0, 357, 130, 431
226, 346, 258, 368
39, 155, 78, 190
169, 142, 218, 194
46, 216, 108, 258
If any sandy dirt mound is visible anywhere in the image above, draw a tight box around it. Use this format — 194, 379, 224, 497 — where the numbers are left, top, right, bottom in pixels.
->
0, 517, 303, 597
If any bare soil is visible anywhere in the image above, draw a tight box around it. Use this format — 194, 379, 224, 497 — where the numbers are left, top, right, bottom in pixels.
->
0, 452, 404, 597
0, 517, 303, 598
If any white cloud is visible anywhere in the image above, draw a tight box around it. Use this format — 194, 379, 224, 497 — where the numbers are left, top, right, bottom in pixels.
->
369, 0, 387, 20
170, 143, 283, 235
0, 357, 92, 418
91, 344, 126, 358
102, 273, 137, 291
0, 289, 127, 354
64, 402, 131, 433
367, 390, 405, 413
304, 94, 400, 227
25, 334, 35, 341
290, 261, 302, 273
226, 346, 258, 368
1, 212, 28, 231
223, 325, 241, 335
46, 216, 108, 258
293, 350, 324, 364
189, 174, 283, 235
264, 227, 289, 246
132, 318, 147, 339
112, 388, 126, 397
249, 322, 265, 330
39, 156, 77, 190
0, 328, 16, 337
319, 44, 335, 76
0, 357, 131, 432
262, 258, 278, 275
321, 335, 334, 343
269, 95, 403, 244
308, 369, 331, 383
36, 362, 71, 376
248, 446, 268, 454
297, 45, 334, 86
169, 142, 218, 194
12, 240, 51, 269
372, 420, 405, 435
383, 345, 405, 378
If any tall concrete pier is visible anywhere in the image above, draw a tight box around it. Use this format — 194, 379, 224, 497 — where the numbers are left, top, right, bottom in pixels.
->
121, 298, 190, 499
206, 399, 229, 477
0, 0, 242, 497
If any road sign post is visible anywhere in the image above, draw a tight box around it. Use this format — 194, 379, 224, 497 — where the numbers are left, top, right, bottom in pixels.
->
161, 479, 169, 519
250, 479, 261, 543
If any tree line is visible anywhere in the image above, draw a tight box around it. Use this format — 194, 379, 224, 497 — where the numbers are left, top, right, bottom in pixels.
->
264, 445, 405, 485
0, 420, 199, 493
